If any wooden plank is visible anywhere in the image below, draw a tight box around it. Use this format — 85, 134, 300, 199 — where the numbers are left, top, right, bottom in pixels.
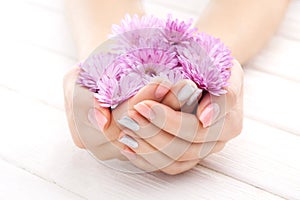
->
0, 1, 76, 59
244, 69, 300, 135
0, 160, 84, 200
0, 0, 298, 198
25, 0, 64, 13
0, 87, 283, 200
246, 36, 300, 82
200, 118, 300, 200
0, 42, 75, 110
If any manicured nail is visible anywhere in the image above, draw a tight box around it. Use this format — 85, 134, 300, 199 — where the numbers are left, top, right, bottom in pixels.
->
120, 147, 137, 160
178, 84, 196, 102
133, 102, 155, 120
111, 104, 118, 110
199, 103, 220, 128
155, 80, 171, 99
118, 135, 139, 149
88, 109, 107, 131
117, 116, 140, 131
186, 89, 202, 106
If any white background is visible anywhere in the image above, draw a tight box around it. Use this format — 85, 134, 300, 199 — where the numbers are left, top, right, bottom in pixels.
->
0, 0, 299, 199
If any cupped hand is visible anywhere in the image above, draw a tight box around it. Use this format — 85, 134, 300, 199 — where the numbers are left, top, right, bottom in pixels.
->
115, 60, 244, 175
63, 66, 173, 161
64, 59, 243, 175
63, 66, 125, 160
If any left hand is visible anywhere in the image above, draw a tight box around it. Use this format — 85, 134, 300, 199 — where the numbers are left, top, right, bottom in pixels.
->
115, 60, 244, 175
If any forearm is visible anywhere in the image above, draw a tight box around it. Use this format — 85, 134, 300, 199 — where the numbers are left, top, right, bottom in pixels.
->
196, 0, 289, 64
65, 0, 143, 60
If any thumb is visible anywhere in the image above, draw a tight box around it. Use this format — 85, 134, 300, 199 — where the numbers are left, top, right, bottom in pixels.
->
93, 99, 122, 142
196, 60, 243, 128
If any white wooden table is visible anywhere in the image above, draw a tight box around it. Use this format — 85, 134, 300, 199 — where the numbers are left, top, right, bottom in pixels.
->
0, 0, 299, 199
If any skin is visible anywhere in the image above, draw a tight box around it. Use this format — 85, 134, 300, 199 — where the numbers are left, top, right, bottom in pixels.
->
63, 0, 289, 175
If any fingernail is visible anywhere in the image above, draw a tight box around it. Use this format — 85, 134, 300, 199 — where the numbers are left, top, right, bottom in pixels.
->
118, 135, 139, 149
88, 109, 107, 131
199, 103, 220, 128
133, 103, 155, 120
178, 84, 196, 102
155, 80, 171, 99
111, 104, 118, 110
186, 89, 202, 106
117, 116, 140, 131
120, 147, 137, 160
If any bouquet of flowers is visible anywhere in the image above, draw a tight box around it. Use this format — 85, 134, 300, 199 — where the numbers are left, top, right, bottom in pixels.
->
78, 14, 233, 108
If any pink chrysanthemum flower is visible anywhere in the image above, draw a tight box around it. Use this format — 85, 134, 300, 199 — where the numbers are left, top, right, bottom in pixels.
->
113, 29, 170, 52
78, 14, 233, 108
195, 32, 233, 80
164, 14, 197, 45
111, 15, 166, 51
91, 48, 180, 107
78, 53, 117, 92
151, 70, 185, 84
120, 48, 180, 84
95, 73, 143, 108
178, 40, 230, 96
111, 14, 164, 35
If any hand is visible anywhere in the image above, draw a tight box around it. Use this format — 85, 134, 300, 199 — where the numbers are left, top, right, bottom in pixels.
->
116, 60, 244, 175
63, 66, 126, 160
63, 66, 173, 161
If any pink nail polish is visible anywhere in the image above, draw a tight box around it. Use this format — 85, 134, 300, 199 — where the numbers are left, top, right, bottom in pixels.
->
88, 109, 107, 131
134, 103, 155, 120
199, 103, 220, 128
155, 81, 170, 99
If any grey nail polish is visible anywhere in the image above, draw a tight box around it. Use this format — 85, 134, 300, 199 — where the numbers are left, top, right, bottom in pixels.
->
117, 116, 140, 131
178, 84, 196, 102
118, 135, 139, 149
186, 89, 202, 106
111, 104, 118, 110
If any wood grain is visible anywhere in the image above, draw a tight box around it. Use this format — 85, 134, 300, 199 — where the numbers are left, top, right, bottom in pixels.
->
0, 0, 299, 199
0, 159, 84, 200
0, 87, 284, 199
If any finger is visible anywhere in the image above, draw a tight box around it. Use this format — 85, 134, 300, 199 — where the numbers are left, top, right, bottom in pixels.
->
89, 140, 125, 161
64, 66, 118, 150
217, 108, 244, 142
112, 79, 171, 131
73, 81, 113, 146
134, 99, 242, 143
124, 111, 225, 161
161, 79, 200, 111
196, 60, 244, 128
181, 88, 202, 113
124, 126, 225, 162
126, 110, 194, 160
133, 100, 201, 142
118, 131, 174, 169
63, 67, 86, 148
160, 159, 199, 175
197, 141, 226, 160
118, 131, 199, 174
120, 146, 159, 173
112, 78, 171, 115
